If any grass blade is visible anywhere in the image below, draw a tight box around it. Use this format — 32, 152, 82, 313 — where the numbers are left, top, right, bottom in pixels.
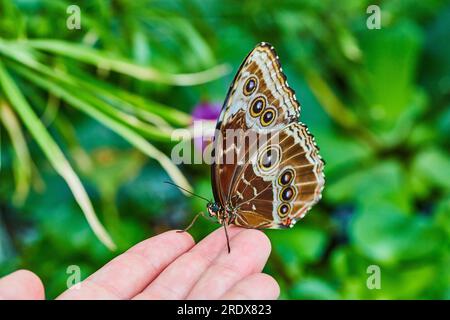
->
0, 60, 116, 250
0, 40, 192, 128
0, 100, 31, 205
11, 62, 193, 194
24, 39, 230, 86
68, 68, 191, 127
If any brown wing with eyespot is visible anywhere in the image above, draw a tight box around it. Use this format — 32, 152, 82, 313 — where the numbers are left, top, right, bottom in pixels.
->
212, 42, 301, 207
230, 122, 325, 229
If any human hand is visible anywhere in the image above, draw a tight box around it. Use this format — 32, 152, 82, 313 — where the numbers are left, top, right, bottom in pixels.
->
0, 226, 279, 300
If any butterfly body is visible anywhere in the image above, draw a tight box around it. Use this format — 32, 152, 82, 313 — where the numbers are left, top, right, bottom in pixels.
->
209, 42, 325, 231
207, 202, 236, 225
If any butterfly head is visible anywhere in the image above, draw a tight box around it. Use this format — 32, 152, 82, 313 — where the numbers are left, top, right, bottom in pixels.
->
207, 202, 221, 217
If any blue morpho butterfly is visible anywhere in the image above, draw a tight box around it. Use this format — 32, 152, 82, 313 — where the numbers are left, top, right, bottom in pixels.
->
168, 42, 325, 252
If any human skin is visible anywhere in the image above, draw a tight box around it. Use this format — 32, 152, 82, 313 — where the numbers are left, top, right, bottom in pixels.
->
0, 226, 279, 300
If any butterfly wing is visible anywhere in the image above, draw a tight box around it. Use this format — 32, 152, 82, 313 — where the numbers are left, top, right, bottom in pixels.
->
231, 122, 325, 229
216, 42, 300, 131
212, 42, 301, 206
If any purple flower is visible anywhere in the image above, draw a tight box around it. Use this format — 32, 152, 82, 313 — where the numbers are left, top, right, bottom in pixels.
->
192, 102, 222, 121
191, 102, 221, 152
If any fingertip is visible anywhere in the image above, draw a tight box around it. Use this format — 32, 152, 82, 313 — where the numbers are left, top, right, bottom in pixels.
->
0, 269, 45, 300
259, 273, 280, 299
156, 229, 196, 253
132, 229, 195, 255
240, 229, 272, 255
247, 273, 280, 299
220, 273, 280, 300
167, 229, 196, 246
12, 269, 45, 298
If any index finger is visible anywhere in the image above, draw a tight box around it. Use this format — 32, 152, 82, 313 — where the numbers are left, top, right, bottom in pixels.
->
57, 230, 194, 300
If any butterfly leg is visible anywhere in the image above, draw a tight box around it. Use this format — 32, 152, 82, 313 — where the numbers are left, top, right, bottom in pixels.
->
223, 220, 231, 254
177, 211, 205, 233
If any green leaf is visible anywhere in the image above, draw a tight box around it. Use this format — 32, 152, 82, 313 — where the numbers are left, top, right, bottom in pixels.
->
317, 129, 372, 176
290, 278, 340, 300
355, 21, 424, 136
434, 196, 450, 237
268, 226, 329, 264
351, 202, 444, 264
325, 160, 412, 212
412, 147, 450, 191
379, 264, 440, 299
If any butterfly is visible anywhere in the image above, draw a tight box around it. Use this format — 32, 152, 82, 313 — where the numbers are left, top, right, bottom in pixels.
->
174, 42, 325, 252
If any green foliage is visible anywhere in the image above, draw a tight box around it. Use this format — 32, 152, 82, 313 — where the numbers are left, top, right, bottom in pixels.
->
0, 0, 449, 299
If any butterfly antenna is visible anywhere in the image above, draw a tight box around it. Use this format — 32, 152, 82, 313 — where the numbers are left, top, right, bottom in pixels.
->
164, 181, 210, 203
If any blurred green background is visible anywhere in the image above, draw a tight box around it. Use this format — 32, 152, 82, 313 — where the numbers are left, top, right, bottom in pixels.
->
0, 0, 449, 299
